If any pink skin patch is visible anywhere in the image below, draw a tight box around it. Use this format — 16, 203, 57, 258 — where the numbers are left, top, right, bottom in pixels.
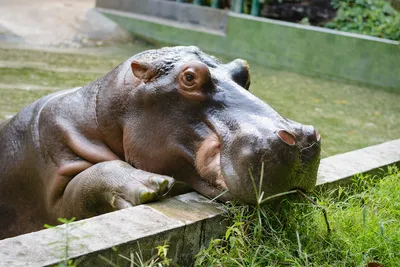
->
195, 134, 228, 190
315, 129, 321, 142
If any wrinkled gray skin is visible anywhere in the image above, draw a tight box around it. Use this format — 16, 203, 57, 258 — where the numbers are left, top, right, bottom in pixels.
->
0, 46, 320, 239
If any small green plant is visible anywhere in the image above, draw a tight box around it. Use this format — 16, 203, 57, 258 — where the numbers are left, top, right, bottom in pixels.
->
155, 242, 172, 266
300, 17, 311, 25
325, 0, 400, 40
98, 242, 172, 267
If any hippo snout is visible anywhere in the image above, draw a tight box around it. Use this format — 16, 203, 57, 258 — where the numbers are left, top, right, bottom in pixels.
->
220, 125, 321, 204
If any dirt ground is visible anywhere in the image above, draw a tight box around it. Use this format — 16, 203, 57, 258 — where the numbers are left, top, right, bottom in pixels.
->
0, 0, 132, 47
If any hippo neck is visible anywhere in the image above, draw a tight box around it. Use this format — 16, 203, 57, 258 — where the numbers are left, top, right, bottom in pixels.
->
84, 63, 130, 160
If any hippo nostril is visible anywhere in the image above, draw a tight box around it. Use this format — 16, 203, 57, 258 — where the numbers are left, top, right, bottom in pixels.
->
276, 130, 296, 146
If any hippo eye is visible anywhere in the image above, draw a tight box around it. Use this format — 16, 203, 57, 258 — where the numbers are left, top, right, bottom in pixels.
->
182, 71, 197, 87
185, 74, 194, 82
178, 62, 209, 101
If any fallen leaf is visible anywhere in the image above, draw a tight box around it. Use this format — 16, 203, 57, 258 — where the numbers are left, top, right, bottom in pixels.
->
334, 100, 348, 104
367, 262, 383, 267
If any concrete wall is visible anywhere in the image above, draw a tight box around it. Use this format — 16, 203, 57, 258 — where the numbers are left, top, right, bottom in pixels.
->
96, 0, 400, 92
0, 193, 227, 267
96, 0, 228, 32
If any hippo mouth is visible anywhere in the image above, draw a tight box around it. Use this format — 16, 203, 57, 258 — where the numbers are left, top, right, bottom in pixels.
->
195, 133, 228, 193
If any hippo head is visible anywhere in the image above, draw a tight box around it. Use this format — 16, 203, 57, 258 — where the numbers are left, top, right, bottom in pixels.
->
117, 46, 321, 204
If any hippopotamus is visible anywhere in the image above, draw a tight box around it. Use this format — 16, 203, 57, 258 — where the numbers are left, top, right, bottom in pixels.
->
0, 46, 321, 239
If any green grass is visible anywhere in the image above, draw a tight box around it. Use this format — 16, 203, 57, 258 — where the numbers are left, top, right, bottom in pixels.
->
196, 166, 400, 266
0, 44, 148, 70
0, 88, 54, 119
0, 68, 97, 88
0, 45, 399, 157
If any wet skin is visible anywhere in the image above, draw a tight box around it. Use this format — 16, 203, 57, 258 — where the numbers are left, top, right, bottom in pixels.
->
0, 46, 320, 239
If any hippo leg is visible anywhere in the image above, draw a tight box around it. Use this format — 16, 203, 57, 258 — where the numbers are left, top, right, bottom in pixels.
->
60, 160, 175, 219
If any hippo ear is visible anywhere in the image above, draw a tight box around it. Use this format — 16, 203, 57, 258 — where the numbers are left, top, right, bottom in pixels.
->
225, 59, 251, 90
131, 60, 158, 81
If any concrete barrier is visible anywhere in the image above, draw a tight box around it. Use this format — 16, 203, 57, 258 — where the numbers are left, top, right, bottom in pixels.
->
96, 0, 400, 92
1, 139, 399, 267
0, 193, 226, 267
96, 0, 227, 33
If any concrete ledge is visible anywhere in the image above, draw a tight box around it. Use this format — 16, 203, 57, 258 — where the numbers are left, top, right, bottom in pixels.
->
96, 8, 225, 37
96, 0, 228, 33
230, 12, 399, 45
0, 193, 226, 267
317, 139, 400, 186
1, 139, 399, 266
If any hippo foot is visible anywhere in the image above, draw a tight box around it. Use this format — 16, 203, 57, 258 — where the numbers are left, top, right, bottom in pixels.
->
60, 160, 175, 219
110, 172, 173, 209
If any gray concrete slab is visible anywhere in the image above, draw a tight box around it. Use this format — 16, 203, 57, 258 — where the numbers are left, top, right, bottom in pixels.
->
0, 193, 225, 267
317, 139, 400, 186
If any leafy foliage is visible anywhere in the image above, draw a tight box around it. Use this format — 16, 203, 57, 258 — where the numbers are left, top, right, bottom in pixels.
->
325, 0, 400, 40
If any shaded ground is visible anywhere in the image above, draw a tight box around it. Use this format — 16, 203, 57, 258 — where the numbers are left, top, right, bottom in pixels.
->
0, 45, 399, 157
0, 0, 131, 47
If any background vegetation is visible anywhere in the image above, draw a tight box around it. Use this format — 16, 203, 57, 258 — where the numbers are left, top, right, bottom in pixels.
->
325, 0, 400, 40
202, 0, 400, 41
